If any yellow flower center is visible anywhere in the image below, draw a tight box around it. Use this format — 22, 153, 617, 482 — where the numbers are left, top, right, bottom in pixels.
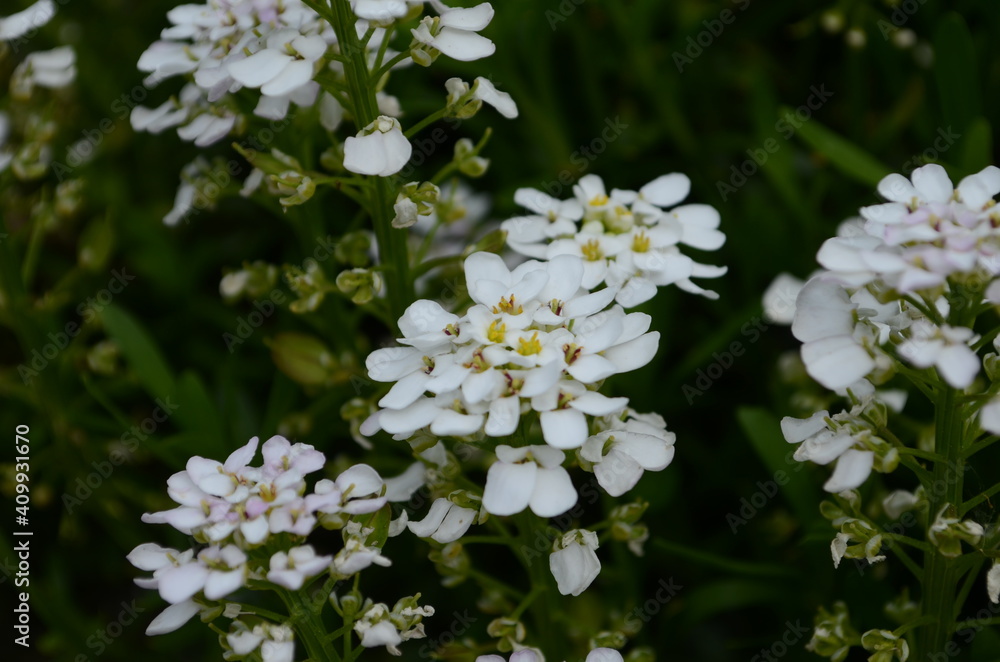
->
632, 231, 651, 253
589, 194, 609, 206
493, 295, 523, 315
517, 332, 543, 356
487, 319, 507, 343
581, 239, 604, 261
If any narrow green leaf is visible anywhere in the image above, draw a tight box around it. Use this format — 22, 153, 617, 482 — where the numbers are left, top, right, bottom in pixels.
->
933, 14, 980, 135
100, 304, 175, 401
174, 370, 226, 447
959, 117, 992, 173
786, 112, 891, 187
737, 407, 823, 533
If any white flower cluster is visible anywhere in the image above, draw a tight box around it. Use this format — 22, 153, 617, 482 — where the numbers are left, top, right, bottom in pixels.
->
502, 173, 727, 307
1, 0, 76, 95
362, 249, 676, 594
132, 0, 336, 146
788, 164, 1000, 392
129, 435, 390, 635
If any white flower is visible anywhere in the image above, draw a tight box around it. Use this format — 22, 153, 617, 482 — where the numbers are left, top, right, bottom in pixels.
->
482, 445, 576, 517
228, 29, 327, 97
411, 2, 496, 61
127, 543, 247, 604
476, 652, 541, 662
988, 563, 1000, 603
0, 0, 55, 40
145, 600, 202, 636
980, 397, 1000, 435
549, 529, 601, 596
781, 410, 875, 493
792, 279, 875, 390
407, 497, 478, 543
267, 545, 332, 590
762, 273, 805, 324
352, 0, 423, 23
897, 320, 979, 388
580, 429, 675, 496
344, 116, 412, 177
445, 76, 518, 118
12, 46, 76, 95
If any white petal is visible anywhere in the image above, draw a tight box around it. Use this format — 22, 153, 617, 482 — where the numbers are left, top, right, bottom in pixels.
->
440, 3, 495, 30
911, 164, 953, 203
529, 467, 577, 517
980, 399, 1000, 435
228, 49, 292, 88
146, 600, 201, 636
433, 504, 476, 543
407, 498, 451, 538
801, 337, 875, 390
430, 27, 496, 61
336, 464, 384, 498
601, 332, 660, 372
877, 173, 919, 203
587, 650, 624, 662
988, 563, 1000, 603
159, 563, 210, 604
594, 448, 644, 497
540, 409, 590, 449
823, 449, 874, 493
936, 344, 979, 388
780, 411, 830, 443
485, 395, 520, 436
640, 173, 690, 208
483, 461, 535, 516
430, 409, 483, 436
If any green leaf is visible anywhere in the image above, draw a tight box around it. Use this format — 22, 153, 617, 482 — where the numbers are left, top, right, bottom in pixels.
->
174, 370, 226, 449
100, 304, 175, 401
933, 14, 980, 135
678, 579, 788, 627
959, 117, 992, 173
737, 407, 823, 533
786, 112, 891, 187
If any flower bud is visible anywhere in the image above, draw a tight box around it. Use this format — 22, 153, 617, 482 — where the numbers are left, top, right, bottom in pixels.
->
805, 602, 859, 662
928, 505, 984, 557
336, 268, 382, 305
861, 629, 909, 662
266, 332, 339, 386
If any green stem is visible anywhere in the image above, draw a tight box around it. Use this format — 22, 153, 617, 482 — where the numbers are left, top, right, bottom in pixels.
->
327, 0, 414, 326
960, 481, 1000, 517
277, 587, 341, 662
917, 385, 964, 660
405, 107, 449, 139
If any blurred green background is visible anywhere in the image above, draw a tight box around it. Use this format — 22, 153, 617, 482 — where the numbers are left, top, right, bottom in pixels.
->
3, 0, 1000, 660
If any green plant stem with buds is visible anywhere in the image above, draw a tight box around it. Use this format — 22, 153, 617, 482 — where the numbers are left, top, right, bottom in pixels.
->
917, 384, 964, 659
324, 0, 414, 327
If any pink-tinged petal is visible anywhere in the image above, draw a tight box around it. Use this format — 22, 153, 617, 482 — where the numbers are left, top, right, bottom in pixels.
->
801, 337, 875, 390
823, 449, 874, 493
224, 437, 259, 473
594, 448, 644, 497
146, 600, 201, 636
483, 460, 535, 516
911, 164, 953, 203
541, 409, 589, 449
159, 563, 210, 604
529, 467, 577, 517
640, 173, 690, 208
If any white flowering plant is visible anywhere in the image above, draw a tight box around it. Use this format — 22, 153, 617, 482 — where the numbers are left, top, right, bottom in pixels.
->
6, 0, 1000, 661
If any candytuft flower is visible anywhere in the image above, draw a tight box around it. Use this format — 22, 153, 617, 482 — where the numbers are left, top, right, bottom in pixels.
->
343, 116, 412, 177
